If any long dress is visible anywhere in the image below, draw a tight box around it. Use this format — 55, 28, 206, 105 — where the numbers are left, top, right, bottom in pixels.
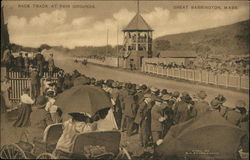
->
1, 81, 11, 110
13, 94, 34, 127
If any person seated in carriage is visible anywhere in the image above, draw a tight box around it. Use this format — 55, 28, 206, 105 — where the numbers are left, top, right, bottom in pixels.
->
55, 112, 97, 155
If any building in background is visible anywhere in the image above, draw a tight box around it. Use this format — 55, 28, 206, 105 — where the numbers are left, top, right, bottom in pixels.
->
120, 4, 153, 70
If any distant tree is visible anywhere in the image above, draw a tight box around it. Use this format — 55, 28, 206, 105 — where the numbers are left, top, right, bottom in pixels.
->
40, 44, 52, 50
154, 40, 171, 51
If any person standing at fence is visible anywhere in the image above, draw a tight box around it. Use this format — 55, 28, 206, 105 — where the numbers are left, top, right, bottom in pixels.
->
2, 45, 13, 76
24, 53, 30, 76
30, 67, 41, 99
16, 52, 25, 75
34, 49, 45, 77
48, 53, 55, 78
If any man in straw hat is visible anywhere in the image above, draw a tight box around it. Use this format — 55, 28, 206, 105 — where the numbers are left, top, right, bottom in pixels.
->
173, 92, 194, 124
134, 93, 153, 148
224, 100, 247, 127
192, 90, 210, 117
151, 97, 167, 147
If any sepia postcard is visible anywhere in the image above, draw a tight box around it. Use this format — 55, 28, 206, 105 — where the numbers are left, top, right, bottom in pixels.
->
1, 0, 249, 159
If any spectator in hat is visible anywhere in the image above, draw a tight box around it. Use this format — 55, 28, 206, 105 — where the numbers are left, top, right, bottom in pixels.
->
13, 88, 34, 128
161, 95, 175, 137
119, 83, 132, 131
55, 112, 96, 154
224, 100, 247, 127
135, 84, 149, 104
160, 89, 168, 97
192, 90, 210, 117
45, 90, 61, 123
48, 53, 55, 78
24, 53, 30, 76
26, 95, 53, 143
123, 88, 137, 136
210, 97, 229, 117
34, 50, 45, 77
56, 70, 65, 94
16, 52, 24, 73
30, 66, 41, 99
134, 93, 153, 147
151, 97, 167, 147
174, 93, 194, 124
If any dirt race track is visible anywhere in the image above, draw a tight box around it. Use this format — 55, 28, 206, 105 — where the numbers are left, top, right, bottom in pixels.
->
55, 55, 249, 109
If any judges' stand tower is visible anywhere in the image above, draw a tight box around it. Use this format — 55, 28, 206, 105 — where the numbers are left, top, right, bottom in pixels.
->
121, 0, 153, 70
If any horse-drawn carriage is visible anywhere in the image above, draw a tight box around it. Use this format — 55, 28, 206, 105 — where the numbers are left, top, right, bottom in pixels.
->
0, 123, 131, 159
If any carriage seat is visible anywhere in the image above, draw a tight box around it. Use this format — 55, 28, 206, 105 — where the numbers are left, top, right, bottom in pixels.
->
33, 123, 63, 155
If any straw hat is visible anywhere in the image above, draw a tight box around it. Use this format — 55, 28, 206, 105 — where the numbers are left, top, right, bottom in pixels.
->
210, 99, 221, 109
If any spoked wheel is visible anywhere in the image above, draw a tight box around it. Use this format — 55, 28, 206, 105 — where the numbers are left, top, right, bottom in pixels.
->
36, 153, 57, 159
115, 147, 131, 160
0, 144, 27, 159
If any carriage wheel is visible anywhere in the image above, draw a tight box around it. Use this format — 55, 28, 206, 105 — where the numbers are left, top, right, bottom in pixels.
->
115, 147, 131, 160
36, 153, 57, 159
0, 144, 27, 159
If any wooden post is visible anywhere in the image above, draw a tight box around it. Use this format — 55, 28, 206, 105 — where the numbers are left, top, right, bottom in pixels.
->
215, 73, 218, 86
184, 69, 187, 80
193, 70, 195, 81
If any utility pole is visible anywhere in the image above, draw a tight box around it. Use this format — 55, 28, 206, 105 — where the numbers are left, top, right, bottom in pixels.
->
117, 25, 119, 56
106, 28, 109, 55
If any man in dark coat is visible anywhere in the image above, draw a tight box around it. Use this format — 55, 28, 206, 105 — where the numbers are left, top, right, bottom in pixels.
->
192, 90, 210, 117
34, 50, 45, 77
119, 83, 130, 131
151, 98, 167, 145
174, 93, 194, 124
24, 53, 30, 76
16, 52, 24, 73
224, 100, 247, 127
123, 88, 137, 136
134, 93, 153, 147
30, 67, 41, 99
48, 54, 55, 78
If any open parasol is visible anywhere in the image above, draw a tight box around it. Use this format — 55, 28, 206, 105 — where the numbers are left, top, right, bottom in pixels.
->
156, 111, 247, 160
55, 85, 111, 120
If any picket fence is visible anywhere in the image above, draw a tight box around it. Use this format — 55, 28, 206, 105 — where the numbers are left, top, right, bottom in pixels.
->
141, 64, 249, 90
8, 72, 58, 102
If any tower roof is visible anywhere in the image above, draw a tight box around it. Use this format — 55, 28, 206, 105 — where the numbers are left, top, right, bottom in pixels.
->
123, 13, 153, 31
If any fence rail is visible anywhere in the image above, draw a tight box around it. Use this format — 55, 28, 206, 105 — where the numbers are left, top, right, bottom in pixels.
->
8, 71, 59, 102
142, 64, 249, 90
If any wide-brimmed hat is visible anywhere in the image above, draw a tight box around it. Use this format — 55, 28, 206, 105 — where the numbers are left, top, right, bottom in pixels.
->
181, 95, 192, 103
197, 90, 207, 99
172, 91, 180, 98
161, 94, 171, 101
35, 96, 48, 108
112, 81, 119, 88
68, 112, 90, 122
210, 99, 221, 109
140, 84, 147, 90
161, 89, 168, 95
215, 94, 226, 104
151, 87, 159, 93
235, 100, 246, 108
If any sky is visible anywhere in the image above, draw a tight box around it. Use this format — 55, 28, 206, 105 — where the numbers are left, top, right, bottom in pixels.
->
2, 0, 249, 48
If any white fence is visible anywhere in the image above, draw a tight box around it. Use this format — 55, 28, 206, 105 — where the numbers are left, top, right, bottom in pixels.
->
141, 64, 249, 90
